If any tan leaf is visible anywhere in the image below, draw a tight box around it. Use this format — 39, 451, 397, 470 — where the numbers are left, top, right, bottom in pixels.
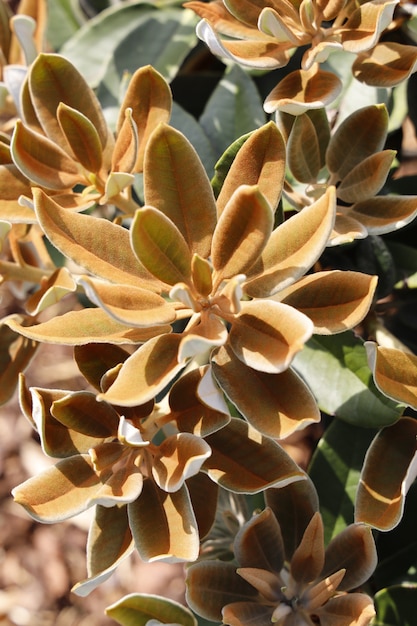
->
33, 189, 159, 289
229, 300, 313, 373
353, 42, 417, 87
144, 123, 216, 257
111, 107, 138, 174
0, 163, 32, 201
128, 478, 199, 562
244, 186, 336, 297
347, 196, 417, 235
57, 102, 103, 174
341, 0, 397, 53
204, 418, 306, 493
212, 185, 273, 285
106, 593, 197, 626
366, 342, 417, 408
130, 206, 192, 286
4, 309, 169, 345
98, 333, 184, 406
278, 271, 378, 334
25, 267, 77, 315
264, 66, 342, 115
287, 113, 321, 183
117, 65, 172, 172
316, 592, 376, 626
78, 275, 176, 327
330, 212, 368, 245
74, 343, 130, 391
216, 121, 285, 215
0, 325, 37, 405
337, 150, 396, 204
212, 344, 320, 438
52, 390, 119, 437
234, 507, 285, 572
152, 433, 211, 492
326, 105, 388, 180
28, 53, 109, 150
187, 472, 219, 540
11, 120, 81, 190
356, 416, 417, 531
12, 454, 106, 522
290, 512, 324, 584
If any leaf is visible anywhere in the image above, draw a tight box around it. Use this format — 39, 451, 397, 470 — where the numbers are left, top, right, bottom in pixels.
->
212, 344, 320, 438
4, 309, 169, 345
287, 113, 321, 183
278, 270, 378, 334
144, 124, 216, 258
74, 343, 130, 390
264, 66, 342, 115
355, 417, 417, 531
292, 332, 403, 427
308, 419, 378, 544
216, 121, 286, 215
98, 333, 184, 406
366, 343, 417, 409
199, 64, 266, 157
11, 120, 81, 190
116, 65, 172, 173
106, 593, 197, 626
52, 391, 119, 437
45, 0, 84, 51
353, 42, 417, 87
0, 325, 37, 405
348, 196, 417, 236
244, 187, 336, 298
128, 478, 199, 562
130, 206, 192, 286
33, 189, 159, 289
337, 150, 396, 204
203, 418, 306, 493
57, 102, 103, 174
170, 101, 217, 176
212, 185, 273, 284
152, 433, 211, 492
25, 267, 77, 315
373, 584, 417, 625
326, 104, 388, 180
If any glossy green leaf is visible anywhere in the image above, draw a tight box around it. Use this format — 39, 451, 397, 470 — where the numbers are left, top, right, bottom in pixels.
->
143, 124, 216, 258
292, 332, 403, 427
106, 593, 197, 626
308, 419, 377, 544
199, 64, 265, 157
373, 584, 417, 625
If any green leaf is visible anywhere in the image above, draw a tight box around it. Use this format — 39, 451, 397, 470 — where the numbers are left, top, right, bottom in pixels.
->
106, 593, 197, 626
373, 584, 417, 625
46, 0, 85, 51
211, 131, 253, 198
292, 331, 403, 427
170, 102, 217, 176
308, 419, 377, 544
199, 64, 266, 158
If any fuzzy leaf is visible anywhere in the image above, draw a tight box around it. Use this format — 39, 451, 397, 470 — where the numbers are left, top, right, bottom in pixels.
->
366, 343, 417, 409
106, 593, 197, 626
0, 325, 37, 405
203, 418, 306, 493
244, 187, 336, 298
353, 42, 417, 87
287, 113, 321, 183
99, 333, 184, 407
25, 267, 77, 315
235, 507, 285, 572
152, 433, 211, 493
212, 344, 319, 438
216, 121, 285, 215
33, 189, 159, 289
278, 270, 378, 334
229, 300, 313, 373
128, 479, 199, 562
337, 150, 396, 204
57, 102, 103, 174
144, 124, 216, 257
212, 185, 273, 284
348, 196, 417, 235
51, 391, 119, 437
356, 417, 417, 531
131, 206, 192, 286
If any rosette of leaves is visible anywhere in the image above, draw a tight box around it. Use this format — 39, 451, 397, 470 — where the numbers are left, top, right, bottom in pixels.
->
185, 0, 417, 106
282, 104, 417, 244
186, 479, 378, 626
0, 52, 171, 223
12, 341, 309, 595
5, 119, 378, 439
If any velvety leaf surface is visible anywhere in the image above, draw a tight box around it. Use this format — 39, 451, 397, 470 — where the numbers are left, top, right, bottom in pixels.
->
366, 342, 417, 409
130, 207, 192, 286
51, 391, 119, 437
99, 334, 184, 406
106, 593, 197, 626
212, 345, 320, 438
186, 472, 219, 541
143, 124, 216, 258
57, 102, 103, 174
355, 417, 417, 531
33, 189, 159, 289
265, 478, 319, 560
128, 479, 199, 562
291, 512, 324, 584
244, 187, 336, 297
216, 121, 285, 215
25, 268, 77, 316
203, 418, 306, 493
74, 343, 130, 390
278, 270, 378, 334
4, 309, 168, 345
292, 332, 403, 427
348, 196, 417, 235
353, 42, 417, 87
152, 433, 211, 492
287, 113, 321, 183
234, 508, 285, 572
0, 325, 37, 405
336, 150, 395, 204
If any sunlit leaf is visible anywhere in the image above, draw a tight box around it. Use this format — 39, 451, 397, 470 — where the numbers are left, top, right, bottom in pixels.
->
152, 433, 211, 492
57, 102, 103, 174
353, 42, 417, 87
348, 196, 417, 235
25, 267, 77, 315
287, 113, 321, 183
336, 150, 396, 204
106, 593, 197, 626
0, 325, 37, 405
